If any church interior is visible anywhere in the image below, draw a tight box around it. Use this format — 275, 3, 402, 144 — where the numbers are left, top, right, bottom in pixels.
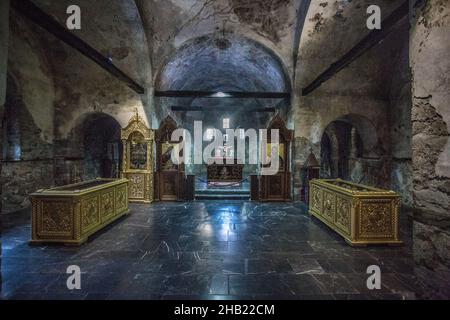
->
0, 0, 449, 300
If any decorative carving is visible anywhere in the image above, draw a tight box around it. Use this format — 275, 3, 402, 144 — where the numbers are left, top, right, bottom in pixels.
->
336, 196, 351, 234
42, 201, 72, 233
207, 163, 244, 182
121, 109, 154, 203
101, 191, 115, 220
82, 196, 99, 232
31, 179, 129, 245
309, 179, 402, 246
129, 173, 145, 198
311, 186, 322, 211
116, 184, 128, 212
121, 109, 153, 141
360, 201, 392, 237
323, 191, 335, 221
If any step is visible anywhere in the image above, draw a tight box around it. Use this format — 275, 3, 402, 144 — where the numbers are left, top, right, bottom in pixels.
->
195, 190, 250, 196
195, 193, 250, 200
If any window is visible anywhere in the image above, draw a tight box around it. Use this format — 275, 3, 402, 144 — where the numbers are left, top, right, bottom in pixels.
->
205, 128, 214, 141
223, 118, 230, 129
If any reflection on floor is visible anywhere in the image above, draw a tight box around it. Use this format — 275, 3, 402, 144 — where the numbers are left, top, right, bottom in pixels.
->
195, 177, 250, 200
1, 201, 419, 300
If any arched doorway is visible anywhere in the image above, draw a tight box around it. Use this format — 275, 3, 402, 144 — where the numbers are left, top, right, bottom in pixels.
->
320, 114, 387, 188
320, 121, 363, 180
155, 35, 292, 199
80, 113, 123, 180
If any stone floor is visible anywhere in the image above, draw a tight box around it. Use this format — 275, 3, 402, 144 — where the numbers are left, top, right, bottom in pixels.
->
0, 201, 420, 300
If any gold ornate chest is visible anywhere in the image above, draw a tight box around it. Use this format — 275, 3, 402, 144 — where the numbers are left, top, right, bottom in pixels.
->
30, 178, 129, 245
309, 179, 402, 246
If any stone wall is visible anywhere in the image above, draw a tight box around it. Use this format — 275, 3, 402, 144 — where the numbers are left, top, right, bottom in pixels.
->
1, 160, 54, 213
0, 0, 11, 218
291, 1, 407, 199
1, 12, 56, 214
410, 0, 450, 299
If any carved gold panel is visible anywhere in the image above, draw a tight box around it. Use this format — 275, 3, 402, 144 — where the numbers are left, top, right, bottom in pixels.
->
359, 200, 394, 238
127, 173, 145, 199
322, 191, 335, 222
81, 195, 100, 234
39, 200, 73, 237
310, 185, 322, 213
335, 195, 351, 235
100, 190, 115, 222
116, 183, 128, 212
309, 179, 402, 246
31, 179, 129, 245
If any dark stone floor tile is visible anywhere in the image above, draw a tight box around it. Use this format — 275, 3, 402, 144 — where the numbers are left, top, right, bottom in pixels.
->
313, 274, 360, 294
229, 275, 293, 296
162, 274, 226, 296
316, 258, 356, 274
1, 201, 418, 300
280, 274, 325, 295
287, 257, 324, 275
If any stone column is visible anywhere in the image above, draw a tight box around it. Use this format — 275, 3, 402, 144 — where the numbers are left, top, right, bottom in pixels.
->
410, 0, 450, 298
0, 0, 10, 214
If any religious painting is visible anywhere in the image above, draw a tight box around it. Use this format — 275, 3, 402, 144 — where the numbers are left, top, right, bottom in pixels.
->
129, 132, 148, 170
263, 142, 285, 171
161, 142, 177, 171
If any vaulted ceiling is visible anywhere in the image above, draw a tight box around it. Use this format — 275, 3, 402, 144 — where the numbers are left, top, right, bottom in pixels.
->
12, 0, 409, 127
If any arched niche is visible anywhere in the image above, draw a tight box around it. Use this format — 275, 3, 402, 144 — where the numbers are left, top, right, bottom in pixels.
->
121, 110, 155, 203
320, 114, 389, 188
82, 113, 123, 180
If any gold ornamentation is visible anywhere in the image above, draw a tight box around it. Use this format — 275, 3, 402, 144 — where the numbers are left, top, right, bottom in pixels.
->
101, 191, 115, 220
129, 174, 144, 198
336, 196, 351, 234
360, 202, 392, 237
311, 186, 322, 211
82, 196, 99, 232
323, 191, 335, 221
30, 179, 129, 245
121, 109, 154, 203
42, 201, 72, 233
309, 179, 402, 246
116, 184, 128, 212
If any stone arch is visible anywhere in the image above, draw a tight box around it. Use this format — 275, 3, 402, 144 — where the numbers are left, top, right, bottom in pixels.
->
71, 112, 123, 180
320, 113, 385, 185
154, 34, 292, 125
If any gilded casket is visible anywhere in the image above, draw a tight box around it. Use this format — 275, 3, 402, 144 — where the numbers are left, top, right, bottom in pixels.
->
309, 179, 402, 246
30, 178, 129, 245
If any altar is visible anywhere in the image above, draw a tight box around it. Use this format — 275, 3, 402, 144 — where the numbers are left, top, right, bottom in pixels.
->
207, 158, 244, 183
